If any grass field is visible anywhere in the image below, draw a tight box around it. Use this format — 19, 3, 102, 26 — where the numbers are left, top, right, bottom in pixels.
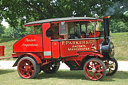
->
0, 38, 19, 60
111, 32, 128, 60
0, 70, 128, 85
0, 32, 128, 60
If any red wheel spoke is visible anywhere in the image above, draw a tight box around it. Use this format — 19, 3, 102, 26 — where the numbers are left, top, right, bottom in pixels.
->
28, 62, 32, 65
95, 65, 100, 69
95, 73, 99, 79
22, 63, 27, 67
27, 71, 31, 77
26, 60, 31, 65
97, 69, 103, 73
88, 71, 91, 75
21, 69, 26, 74
30, 65, 34, 68
98, 72, 102, 76
88, 69, 92, 72
89, 64, 93, 68
31, 70, 34, 74
20, 68, 26, 73
92, 73, 95, 78
87, 68, 92, 72
29, 67, 34, 73
20, 67, 25, 70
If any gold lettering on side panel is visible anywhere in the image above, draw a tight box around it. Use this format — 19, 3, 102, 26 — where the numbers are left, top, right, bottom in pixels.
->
25, 38, 36, 42
21, 38, 38, 47
62, 41, 65, 45
62, 40, 95, 51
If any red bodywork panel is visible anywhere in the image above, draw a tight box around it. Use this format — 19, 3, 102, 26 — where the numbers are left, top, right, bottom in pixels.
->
51, 39, 102, 59
60, 39, 96, 57
42, 23, 52, 58
65, 52, 103, 61
13, 34, 43, 52
52, 41, 60, 58
88, 31, 101, 38
0, 46, 4, 56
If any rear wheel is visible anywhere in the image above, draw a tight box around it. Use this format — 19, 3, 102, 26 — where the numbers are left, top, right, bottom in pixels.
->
17, 57, 40, 79
83, 58, 106, 80
42, 62, 60, 73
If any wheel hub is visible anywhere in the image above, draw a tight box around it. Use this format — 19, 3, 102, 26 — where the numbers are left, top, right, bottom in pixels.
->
25, 65, 30, 71
92, 68, 96, 73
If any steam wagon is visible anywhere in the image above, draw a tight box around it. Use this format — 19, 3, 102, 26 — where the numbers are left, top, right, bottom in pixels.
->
0, 16, 118, 80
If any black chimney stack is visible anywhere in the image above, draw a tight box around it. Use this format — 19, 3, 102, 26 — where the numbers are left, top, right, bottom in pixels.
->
103, 16, 110, 43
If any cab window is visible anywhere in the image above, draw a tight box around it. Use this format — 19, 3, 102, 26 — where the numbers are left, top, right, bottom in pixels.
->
59, 22, 68, 35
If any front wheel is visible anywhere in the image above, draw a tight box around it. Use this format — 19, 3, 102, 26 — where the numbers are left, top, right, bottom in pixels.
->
83, 58, 106, 80
17, 57, 40, 79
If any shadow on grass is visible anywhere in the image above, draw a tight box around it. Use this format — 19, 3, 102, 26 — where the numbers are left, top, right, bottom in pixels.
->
38, 70, 85, 80
0, 69, 15, 75
37, 70, 128, 81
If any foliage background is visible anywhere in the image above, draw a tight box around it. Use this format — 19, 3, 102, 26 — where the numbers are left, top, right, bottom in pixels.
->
0, 0, 128, 38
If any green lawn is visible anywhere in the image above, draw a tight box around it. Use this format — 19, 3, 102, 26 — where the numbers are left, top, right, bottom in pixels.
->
0, 32, 128, 60
0, 70, 128, 85
111, 32, 128, 60
0, 38, 19, 60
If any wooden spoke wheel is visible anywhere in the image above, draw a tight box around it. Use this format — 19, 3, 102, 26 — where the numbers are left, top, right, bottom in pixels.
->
104, 58, 118, 76
83, 58, 106, 81
42, 62, 60, 73
17, 57, 40, 79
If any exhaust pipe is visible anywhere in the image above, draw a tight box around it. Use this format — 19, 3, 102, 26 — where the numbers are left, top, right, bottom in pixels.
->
100, 16, 115, 58
103, 16, 110, 43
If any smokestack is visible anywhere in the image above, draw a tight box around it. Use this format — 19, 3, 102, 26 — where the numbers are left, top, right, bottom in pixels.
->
103, 16, 110, 43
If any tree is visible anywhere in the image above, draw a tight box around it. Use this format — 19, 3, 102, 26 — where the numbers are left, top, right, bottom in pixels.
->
110, 20, 128, 33
0, 0, 128, 33
0, 0, 124, 27
0, 25, 5, 37
1, 23, 26, 38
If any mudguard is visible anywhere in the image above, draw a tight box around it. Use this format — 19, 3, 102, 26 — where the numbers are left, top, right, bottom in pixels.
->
13, 53, 42, 67
87, 53, 103, 58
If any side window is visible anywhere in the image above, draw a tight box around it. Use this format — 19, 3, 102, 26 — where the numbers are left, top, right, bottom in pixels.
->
46, 24, 59, 39
75, 24, 80, 33
81, 24, 86, 32
69, 23, 74, 34
52, 25, 58, 32
70, 28, 74, 34
35, 25, 42, 34
59, 22, 68, 35
87, 23, 95, 34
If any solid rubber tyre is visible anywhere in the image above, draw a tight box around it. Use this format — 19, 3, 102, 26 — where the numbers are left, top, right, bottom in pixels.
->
83, 58, 106, 81
17, 57, 40, 79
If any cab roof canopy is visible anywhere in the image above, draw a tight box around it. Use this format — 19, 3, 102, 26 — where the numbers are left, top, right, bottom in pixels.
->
24, 17, 103, 27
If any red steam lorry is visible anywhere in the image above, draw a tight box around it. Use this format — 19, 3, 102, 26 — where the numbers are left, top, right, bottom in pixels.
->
0, 16, 118, 80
